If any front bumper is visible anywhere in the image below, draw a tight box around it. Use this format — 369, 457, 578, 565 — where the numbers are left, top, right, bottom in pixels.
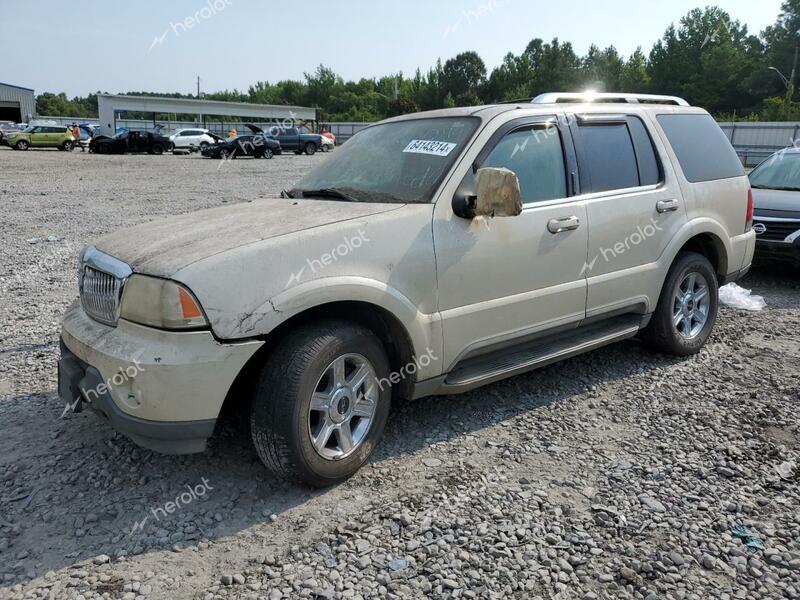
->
59, 303, 263, 454
754, 239, 800, 266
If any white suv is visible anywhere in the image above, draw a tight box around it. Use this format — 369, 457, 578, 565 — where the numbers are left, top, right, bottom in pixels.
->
168, 128, 219, 150
59, 93, 756, 486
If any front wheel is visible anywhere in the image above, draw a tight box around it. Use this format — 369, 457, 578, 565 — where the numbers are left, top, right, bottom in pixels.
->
640, 251, 719, 356
250, 321, 391, 487
304, 142, 317, 156
262, 148, 274, 159
150, 144, 164, 155
15, 140, 29, 151
62, 141, 74, 151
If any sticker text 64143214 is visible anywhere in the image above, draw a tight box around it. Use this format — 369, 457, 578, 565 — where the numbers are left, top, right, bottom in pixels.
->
403, 139, 457, 157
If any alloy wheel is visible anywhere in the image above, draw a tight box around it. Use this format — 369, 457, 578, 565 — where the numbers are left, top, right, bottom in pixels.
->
672, 272, 710, 339
307, 354, 378, 460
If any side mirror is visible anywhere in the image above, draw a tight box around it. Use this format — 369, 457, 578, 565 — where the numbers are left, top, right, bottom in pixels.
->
453, 167, 523, 219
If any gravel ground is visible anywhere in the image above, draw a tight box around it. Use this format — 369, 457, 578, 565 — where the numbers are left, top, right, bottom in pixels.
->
1, 148, 799, 600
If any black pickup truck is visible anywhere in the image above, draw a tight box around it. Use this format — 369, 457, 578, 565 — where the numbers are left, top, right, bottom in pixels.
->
246, 124, 324, 155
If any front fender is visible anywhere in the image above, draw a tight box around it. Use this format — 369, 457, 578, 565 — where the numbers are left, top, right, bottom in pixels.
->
212, 277, 443, 381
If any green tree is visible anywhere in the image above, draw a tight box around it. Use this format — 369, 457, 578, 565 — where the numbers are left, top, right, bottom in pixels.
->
619, 48, 651, 92
441, 51, 487, 100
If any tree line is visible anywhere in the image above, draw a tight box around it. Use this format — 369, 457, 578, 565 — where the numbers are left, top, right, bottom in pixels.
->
35, 2, 800, 123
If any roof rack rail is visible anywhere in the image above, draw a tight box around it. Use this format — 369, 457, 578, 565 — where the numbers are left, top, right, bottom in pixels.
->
531, 92, 690, 106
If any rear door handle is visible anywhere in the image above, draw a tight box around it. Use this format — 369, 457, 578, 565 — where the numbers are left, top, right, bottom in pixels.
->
547, 216, 580, 234
656, 199, 679, 213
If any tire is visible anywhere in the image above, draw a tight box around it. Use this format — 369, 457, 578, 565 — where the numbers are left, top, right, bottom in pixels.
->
151, 144, 164, 155
219, 148, 231, 159
15, 140, 29, 151
321, 144, 330, 152
262, 148, 274, 159
62, 141, 74, 151
250, 320, 392, 487
305, 142, 317, 156
640, 251, 719, 356
200, 141, 209, 150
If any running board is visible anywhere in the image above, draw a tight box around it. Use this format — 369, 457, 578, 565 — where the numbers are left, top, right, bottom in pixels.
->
439, 316, 642, 394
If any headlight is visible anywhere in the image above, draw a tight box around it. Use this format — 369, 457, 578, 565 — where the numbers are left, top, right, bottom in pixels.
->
119, 274, 208, 330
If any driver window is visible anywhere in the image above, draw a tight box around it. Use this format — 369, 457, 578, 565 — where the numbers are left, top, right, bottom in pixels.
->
482, 126, 567, 203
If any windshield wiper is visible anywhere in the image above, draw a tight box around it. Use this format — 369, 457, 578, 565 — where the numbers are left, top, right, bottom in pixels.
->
299, 188, 360, 202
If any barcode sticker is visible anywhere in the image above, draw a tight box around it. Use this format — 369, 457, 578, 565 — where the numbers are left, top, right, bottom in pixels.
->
403, 139, 457, 157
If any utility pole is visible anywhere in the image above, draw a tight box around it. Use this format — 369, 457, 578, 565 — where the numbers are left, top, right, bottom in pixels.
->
789, 45, 798, 103
197, 76, 201, 99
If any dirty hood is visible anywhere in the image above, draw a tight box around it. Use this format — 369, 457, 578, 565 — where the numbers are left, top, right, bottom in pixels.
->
95, 198, 402, 277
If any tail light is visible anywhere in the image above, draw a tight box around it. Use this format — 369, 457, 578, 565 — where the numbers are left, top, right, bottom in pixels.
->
745, 187, 754, 232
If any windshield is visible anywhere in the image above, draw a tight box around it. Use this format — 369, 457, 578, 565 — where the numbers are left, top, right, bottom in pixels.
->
750, 152, 800, 190
292, 117, 480, 203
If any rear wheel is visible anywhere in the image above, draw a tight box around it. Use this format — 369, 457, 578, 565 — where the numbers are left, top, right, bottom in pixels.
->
305, 142, 317, 156
640, 251, 718, 356
250, 320, 391, 487
62, 141, 74, 151
15, 140, 29, 151
262, 148, 274, 159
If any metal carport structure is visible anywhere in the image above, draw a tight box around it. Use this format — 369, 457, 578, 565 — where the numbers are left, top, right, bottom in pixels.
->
97, 94, 316, 135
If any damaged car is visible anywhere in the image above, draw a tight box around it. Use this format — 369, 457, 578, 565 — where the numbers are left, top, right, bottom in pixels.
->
59, 93, 755, 487
89, 129, 173, 155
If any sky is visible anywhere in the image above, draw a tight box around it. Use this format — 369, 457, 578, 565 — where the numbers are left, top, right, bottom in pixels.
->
0, 0, 786, 98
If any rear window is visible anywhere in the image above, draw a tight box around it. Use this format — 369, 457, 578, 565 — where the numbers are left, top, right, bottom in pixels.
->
578, 123, 640, 192
657, 114, 744, 183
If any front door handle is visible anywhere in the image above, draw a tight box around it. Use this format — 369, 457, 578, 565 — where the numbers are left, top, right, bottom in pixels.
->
547, 216, 580, 234
656, 199, 679, 213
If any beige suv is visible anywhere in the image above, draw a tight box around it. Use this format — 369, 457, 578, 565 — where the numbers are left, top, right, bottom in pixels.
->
59, 92, 756, 486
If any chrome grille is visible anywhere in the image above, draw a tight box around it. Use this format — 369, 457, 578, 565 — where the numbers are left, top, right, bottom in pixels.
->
78, 246, 133, 326
80, 267, 122, 325
752, 219, 800, 243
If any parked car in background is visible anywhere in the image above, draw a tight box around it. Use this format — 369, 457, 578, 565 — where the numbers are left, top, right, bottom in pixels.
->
2, 125, 75, 151
252, 124, 323, 155
58, 93, 755, 487
749, 148, 800, 267
320, 134, 335, 152
73, 124, 97, 150
0, 121, 21, 144
200, 132, 280, 159
89, 129, 172, 155
169, 128, 222, 151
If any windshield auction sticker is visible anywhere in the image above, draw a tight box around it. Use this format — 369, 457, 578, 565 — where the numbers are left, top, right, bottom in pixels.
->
403, 139, 457, 157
